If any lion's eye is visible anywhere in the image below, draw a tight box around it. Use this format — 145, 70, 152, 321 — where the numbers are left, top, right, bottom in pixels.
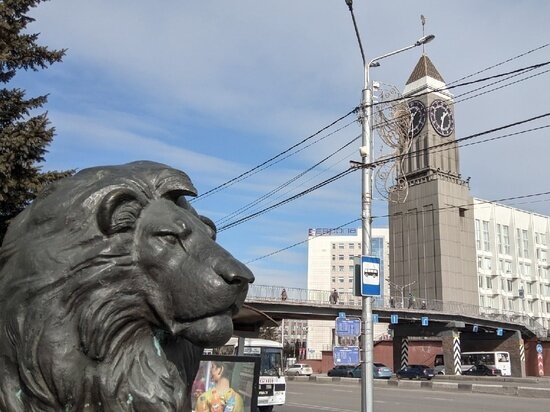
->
156, 233, 179, 246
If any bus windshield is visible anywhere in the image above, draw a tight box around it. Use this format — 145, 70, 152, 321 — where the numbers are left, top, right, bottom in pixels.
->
259, 347, 282, 376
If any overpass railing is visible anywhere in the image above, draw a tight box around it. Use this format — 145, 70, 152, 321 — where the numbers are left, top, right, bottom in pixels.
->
247, 284, 549, 338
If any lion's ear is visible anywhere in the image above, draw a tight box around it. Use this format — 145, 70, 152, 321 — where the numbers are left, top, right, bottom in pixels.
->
97, 189, 144, 235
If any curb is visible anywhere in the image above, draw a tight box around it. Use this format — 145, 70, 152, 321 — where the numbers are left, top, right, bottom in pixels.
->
286, 376, 550, 399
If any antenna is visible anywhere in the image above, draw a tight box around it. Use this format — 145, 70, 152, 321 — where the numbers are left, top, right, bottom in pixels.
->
421, 15, 426, 54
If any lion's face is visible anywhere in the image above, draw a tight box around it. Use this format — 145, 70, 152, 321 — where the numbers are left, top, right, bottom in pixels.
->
134, 196, 253, 347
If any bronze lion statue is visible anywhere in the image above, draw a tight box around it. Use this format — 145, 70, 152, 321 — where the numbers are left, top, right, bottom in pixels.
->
0, 161, 254, 411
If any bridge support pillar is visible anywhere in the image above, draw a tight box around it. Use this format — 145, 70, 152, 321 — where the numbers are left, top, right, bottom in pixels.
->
392, 336, 409, 372
442, 330, 462, 375
506, 330, 526, 377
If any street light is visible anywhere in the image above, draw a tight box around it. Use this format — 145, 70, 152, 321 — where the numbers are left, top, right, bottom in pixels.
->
386, 279, 417, 308
344, 2, 434, 412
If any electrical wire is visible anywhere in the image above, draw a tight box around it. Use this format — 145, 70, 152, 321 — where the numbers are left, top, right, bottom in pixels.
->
218, 112, 550, 231
191, 108, 357, 202
246, 191, 550, 265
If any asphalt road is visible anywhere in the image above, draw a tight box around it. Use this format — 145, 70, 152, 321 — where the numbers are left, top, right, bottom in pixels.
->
276, 380, 550, 412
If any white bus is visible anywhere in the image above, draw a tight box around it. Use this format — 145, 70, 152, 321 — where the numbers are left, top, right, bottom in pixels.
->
226, 337, 286, 412
461, 351, 511, 376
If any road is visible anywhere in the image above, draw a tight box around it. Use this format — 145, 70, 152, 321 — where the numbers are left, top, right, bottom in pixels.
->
276, 380, 549, 412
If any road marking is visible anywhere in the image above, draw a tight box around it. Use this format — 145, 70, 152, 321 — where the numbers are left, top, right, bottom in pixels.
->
286, 402, 357, 412
332, 389, 355, 393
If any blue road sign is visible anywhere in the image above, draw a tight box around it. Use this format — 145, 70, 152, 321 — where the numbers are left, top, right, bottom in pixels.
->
497, 328, 503, 336
536, 343, 543, 354
333, 346, 361, 366
339, 312, 346, 318
361, 256, 381, 296
335, 317, 361, 337
473, 324, 479, 333
421, 317, 429, 326
390, 314, 399, 324
372, 314, 379, 323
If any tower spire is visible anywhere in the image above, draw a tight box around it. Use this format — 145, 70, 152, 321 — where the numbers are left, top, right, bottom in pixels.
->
421, 15, 426, 54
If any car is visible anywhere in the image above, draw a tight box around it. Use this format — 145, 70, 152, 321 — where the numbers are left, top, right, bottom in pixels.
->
396, 364, 435, 380
285, 363, 313, 376
462, 364, 502, 376
373, 363, 393, 379
327, 365, 359, 377
434, 365, 446, 375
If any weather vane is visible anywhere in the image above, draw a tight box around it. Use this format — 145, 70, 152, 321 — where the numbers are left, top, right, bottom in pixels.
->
421, 14, 426, 53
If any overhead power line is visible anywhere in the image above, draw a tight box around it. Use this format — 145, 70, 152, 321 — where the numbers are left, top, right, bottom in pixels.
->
218, 112, 550, 231
192, 108, 357, 202
246, 191, 550, 265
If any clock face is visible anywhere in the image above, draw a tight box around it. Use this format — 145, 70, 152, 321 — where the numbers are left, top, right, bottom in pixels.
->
408, 100, 426, 137
429, 99, 454, 137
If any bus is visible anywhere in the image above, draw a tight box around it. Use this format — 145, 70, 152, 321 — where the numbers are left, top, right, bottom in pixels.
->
460, 351, 511, 376
225, 337, 286, 412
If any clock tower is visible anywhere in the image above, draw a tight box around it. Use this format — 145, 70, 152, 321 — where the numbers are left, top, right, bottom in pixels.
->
388, 54, 478, 305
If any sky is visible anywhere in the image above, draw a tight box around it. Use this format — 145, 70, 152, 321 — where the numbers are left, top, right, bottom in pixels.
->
15, 0, 550, 289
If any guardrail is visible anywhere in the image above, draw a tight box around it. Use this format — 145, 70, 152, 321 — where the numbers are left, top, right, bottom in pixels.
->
247, 284, 549, 338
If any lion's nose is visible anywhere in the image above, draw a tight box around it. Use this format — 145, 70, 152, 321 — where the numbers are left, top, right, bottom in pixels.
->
214, 259, 255, 286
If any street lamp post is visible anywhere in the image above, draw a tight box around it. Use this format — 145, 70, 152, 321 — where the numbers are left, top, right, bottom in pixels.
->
386, 279, 417, 308
344, 3, 434, 412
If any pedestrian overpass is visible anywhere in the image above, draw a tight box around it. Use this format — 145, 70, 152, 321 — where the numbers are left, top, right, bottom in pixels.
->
233, 284, 549, 377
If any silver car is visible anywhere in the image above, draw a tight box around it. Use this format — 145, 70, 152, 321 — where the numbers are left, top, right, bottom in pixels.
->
285, 363, 313, 376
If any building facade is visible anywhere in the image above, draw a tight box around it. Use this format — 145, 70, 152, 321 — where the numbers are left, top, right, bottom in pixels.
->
474, 199, 550, 330
306, 227, 390, 359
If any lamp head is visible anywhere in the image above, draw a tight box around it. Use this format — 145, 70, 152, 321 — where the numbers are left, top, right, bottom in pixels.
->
345, 0, 353, 6
415, 34, 435, 46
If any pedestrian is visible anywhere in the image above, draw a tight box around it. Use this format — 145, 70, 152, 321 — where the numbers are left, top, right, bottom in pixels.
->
408, 292, 414, 309
331, 289, 339, 304
421, 300, 426, 310
390, 296, 395, 308
281, 288, 287, 301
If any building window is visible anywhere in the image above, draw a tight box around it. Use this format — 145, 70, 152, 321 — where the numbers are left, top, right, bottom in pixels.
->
477, 256, 483, 270
338, 266, 344, 272
497, 224, 503, 254
486, 277, 492, 289
507, 279, 514, 292
537, 248, 547, 262
522, 230, 529, 258
332, 255, 336, 261
478, 276, 483, 288
484, 257, 492, 271
338, 243, 345, 249
482, 221, 490, 251
331, 276, 335, 283
332, 243, 336, 250
338, 254, 344, 261
502, 225, 511, 254
331, 265, 336, 271
527, 282, 534, 294
349, 277, 353, 283
475, 219, 482, 250
338, 277, 344, 283
349, 243, 355, 249
348, 254, 355, 261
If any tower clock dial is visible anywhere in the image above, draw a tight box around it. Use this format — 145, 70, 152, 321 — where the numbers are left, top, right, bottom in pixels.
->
408, 100, 426, 137
429, 99, 454, 137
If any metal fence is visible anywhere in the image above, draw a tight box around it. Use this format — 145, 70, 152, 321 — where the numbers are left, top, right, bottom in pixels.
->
247, 284, 549, 338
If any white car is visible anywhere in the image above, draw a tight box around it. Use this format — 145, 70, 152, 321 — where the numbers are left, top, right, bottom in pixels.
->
285, 363, 313, 376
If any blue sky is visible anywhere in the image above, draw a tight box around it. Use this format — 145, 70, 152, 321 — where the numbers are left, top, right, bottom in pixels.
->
17, 0, 550, 288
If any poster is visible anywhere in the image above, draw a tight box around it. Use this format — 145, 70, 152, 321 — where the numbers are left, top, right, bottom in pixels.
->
191, 355, 259, 412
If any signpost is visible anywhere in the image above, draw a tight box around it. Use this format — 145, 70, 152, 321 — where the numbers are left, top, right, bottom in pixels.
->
421, 317, 429, 326
497, 328, 504, 336
334, 314, 361, 366
390, 314, 399, 324
361, 256, 381, 296
333, 346, 361, 366
336, 317, 362, 337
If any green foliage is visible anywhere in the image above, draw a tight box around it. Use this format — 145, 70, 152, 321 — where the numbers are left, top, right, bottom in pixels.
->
0, 0, 71, 243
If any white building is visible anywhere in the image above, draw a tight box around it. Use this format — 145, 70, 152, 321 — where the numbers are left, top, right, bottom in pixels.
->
474, 199, 550, 330
306, 227, 390, 359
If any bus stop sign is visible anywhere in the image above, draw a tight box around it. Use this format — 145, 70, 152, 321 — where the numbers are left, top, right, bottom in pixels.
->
361, 256, 381, 296
335, 317, 361, 337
